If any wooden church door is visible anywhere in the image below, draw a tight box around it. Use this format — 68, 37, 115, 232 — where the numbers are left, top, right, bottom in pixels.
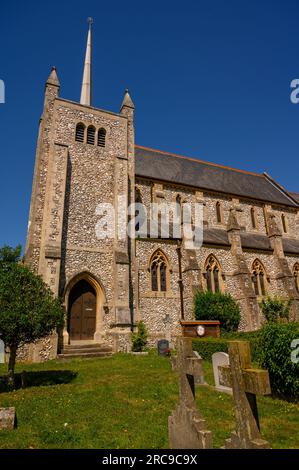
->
69, 280, 96, 340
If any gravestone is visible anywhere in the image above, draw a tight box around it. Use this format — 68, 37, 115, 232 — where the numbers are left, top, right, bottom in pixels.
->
218, 341, 271, 449
212, 352, 232, 394
168, 337, 212, 449
0, 339, 4, 364
0, 408, 16, 430
157, 339, 170, 356
193, 351, 206, 385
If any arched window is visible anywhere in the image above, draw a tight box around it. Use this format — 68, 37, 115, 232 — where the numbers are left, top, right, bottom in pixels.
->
150, 250, 168, 292
135, 187, 142, 204
98, 128, 106, 147
281, 214, 288, 233
176, 194, 182, 212
293, 264, 299, 293
204, 255, 222, 293
87, 125, 96, 145
75, 123, 85, 142
175, 194, 183, 228
216, 202, 222, 224
135, 188, 142, 233
250, 207, 257, 229
252, 259, 267, 296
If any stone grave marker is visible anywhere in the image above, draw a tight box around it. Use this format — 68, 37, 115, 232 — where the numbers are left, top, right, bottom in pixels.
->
157, 339, 170, 356
218, 340, 271, 449
193, 351, 206, 385
0, 408, 16, 430
168, 337, 212, 449
212, 352, 232, 394
0, 339, 4, 364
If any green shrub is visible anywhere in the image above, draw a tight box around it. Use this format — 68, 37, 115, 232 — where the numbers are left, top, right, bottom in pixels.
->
131, 321, 148, 352
192, 330, 261, 362
257, 322, 299, 400
193, 290, 241, 332
259, 296, 293, 323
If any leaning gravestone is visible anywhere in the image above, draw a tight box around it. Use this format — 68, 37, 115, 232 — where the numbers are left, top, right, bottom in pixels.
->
218, 341, 271, 449
0, 339, 4, 364
212, 352, 232, 394
168, 337, 212, 449
157, 339, 170, 356
0, 408, 16, 430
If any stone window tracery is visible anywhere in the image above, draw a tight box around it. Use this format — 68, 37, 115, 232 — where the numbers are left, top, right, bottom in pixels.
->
204, 255, 222, 293
252, 259, 267, 296
150, 250, 168, 292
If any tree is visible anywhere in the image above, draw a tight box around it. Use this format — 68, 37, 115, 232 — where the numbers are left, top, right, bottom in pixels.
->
0, 261, 64, 388
131, 321, 148, 352
193, 290, 241, 332
0, 245, 22, 264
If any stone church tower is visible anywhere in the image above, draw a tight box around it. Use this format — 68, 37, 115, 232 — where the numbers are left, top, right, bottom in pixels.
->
25, 22, 136, 360
25, 22, 299, 362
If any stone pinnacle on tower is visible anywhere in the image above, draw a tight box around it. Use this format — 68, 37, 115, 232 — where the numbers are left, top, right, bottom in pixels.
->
80, 17, 93, 106
120, 89, 135, 112
46, 66, 60, 88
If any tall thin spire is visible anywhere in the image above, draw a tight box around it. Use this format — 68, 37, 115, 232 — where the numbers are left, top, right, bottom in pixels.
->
80, 18, 93, 106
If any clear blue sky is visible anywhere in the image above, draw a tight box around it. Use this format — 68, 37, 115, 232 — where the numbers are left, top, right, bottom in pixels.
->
0, 0, 298, 251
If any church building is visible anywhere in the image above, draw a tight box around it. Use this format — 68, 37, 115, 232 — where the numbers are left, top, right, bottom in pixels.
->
24, 23, 299, 361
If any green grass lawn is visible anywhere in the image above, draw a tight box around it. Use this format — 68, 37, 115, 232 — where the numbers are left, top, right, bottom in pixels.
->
0, 352, 298, 449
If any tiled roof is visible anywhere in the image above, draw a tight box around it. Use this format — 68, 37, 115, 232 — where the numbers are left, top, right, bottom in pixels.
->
135, 146, 298, 207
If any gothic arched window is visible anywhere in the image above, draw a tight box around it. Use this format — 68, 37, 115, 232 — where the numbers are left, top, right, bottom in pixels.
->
135, 188, 143, 233
281, 214, 288, 233
75, 123, 85, 143
98, 128, 106, 147
293, 264, 299, 293
150, 250, 168, 292
250, 207, 257, 229
252, 259, 267, 296
135, 188, 142, 205
87, 125, 96, 145
216, 202, 222, 224
204, 255, 222, 293
176, 195, 182, 215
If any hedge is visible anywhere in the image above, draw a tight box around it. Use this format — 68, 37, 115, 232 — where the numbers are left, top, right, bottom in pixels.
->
192, 330, 261, 362
258, 322, 299, 400
192, 337, 228, 360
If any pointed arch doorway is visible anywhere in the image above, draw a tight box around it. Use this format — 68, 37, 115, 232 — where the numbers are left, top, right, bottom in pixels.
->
64, 272, 106, 345
69, 280, 96, 340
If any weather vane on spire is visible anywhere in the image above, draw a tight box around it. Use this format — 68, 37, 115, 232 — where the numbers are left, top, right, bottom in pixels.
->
87, 17, 93, 29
